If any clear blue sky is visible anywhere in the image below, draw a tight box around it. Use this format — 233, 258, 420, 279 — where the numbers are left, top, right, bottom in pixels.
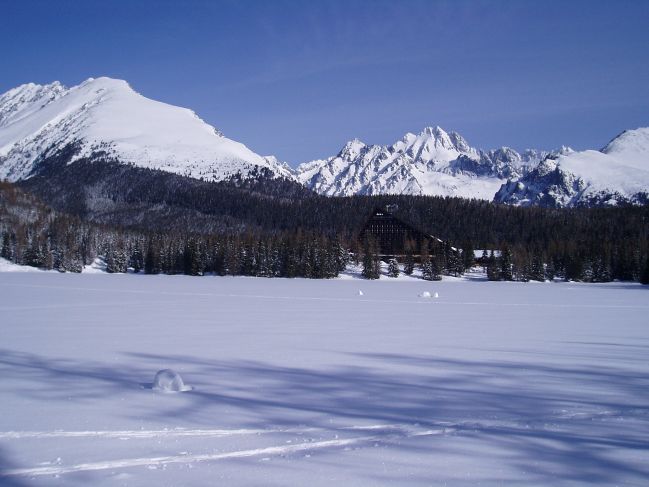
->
3, 0, 649, 164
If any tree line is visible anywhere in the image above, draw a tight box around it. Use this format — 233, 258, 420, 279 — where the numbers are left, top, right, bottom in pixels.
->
2, 180, 649, 283
1, 181, 349, 278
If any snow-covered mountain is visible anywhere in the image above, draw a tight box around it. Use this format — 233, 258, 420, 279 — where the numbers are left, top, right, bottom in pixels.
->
2, 78, 647, 208
0, 77, 293, 183
495, 128, 649, 207
295, 126, 553, 199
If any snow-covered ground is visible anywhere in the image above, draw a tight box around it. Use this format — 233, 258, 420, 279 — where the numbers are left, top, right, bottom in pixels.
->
0, 272, 648, 485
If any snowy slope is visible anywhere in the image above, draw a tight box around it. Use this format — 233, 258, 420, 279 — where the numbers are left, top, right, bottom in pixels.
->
0, 77, 293, 182
295, 126, 550, 199
495, 128, 649, 207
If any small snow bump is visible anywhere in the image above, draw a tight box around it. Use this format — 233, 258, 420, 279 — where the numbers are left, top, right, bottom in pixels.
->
152, 369, 193, 393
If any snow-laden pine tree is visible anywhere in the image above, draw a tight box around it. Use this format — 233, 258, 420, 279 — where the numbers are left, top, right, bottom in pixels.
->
387, 258, 400, 278
529, 254, 545, 281
421, 256, 442, 281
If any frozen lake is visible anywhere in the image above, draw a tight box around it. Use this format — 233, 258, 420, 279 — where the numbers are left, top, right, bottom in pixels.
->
1, 272, 648, 485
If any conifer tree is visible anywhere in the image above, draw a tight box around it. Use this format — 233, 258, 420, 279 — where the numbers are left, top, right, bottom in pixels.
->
461, 241, 475, 271
404, 251, 415, 275
1, 232, 13, 261
581, 258, 594, 282
641, 258, 649, 285
387, 258, 400, 278
486, 250, 501, 281
481, 249, 489, 272
592, 255, 612, 282
130, 240, 144, 273
335, 239, 349, 274
65, 250, 83, 273
529, 254, 545, 281
52, 247, 65, 272
500, 247, 513, 281
23, 239, 45, 268
144, 240, 159, 274
106, 246, 128, 273
421, 256, 442, 281
361, 237, 380, 279
402, 239, 415, 275
544, 259, 556, 281
105, 248, 116, 273
447, 248, 463, 277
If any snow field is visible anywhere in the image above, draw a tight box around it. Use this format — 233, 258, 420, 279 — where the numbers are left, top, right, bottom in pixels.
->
0, 273, 648, 485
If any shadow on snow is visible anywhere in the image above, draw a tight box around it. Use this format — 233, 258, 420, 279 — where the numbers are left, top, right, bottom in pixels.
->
0, 343, 648, 484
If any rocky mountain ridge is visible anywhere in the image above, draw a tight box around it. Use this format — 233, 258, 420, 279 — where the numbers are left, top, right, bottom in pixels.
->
1, 77, 647, 208
295, 126, 573, 202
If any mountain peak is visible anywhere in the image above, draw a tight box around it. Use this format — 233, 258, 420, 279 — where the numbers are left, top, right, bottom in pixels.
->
422, 125, 447, 136
0, 77, 293, 183
496, 127, 649, 207
601, 127, 649, 169
76, 77, 134, 95
338, 138, 367, 159
297, 125, 506, 199
405, 125, 471, 154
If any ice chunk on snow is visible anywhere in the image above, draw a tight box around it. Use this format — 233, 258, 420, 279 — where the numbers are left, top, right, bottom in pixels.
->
152, 369, 192, 393
358, 290, 364, 296
434, 292, 439, 299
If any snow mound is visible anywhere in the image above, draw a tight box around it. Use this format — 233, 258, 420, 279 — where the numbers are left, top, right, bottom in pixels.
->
419, 291, 440, 298
82, 258, 107, 274
152, 369, 192, 393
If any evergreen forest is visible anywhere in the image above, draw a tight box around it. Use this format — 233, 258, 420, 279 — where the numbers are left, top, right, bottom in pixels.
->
2, 180, 648, 283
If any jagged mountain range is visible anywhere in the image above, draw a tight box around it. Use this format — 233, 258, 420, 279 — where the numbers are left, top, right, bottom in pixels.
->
1, 77, 648, 208
495, 128, 649, 206
294, 126, 573, 200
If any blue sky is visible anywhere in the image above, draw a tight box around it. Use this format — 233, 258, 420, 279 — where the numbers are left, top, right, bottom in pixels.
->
3, 0, 649, 164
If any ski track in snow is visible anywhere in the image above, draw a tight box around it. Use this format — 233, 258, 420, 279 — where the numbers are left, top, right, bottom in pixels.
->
0, 425, 451, 477
0, 424, 413, 440
0, 428, 297, 439
2, 412, 629, 478
0, 282, 647, 310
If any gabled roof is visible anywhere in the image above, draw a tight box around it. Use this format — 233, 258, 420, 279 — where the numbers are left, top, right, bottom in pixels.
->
361, 207, 443, 244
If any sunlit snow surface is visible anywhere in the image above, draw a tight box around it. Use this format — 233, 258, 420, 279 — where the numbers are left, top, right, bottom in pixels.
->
0, 272, 648, 485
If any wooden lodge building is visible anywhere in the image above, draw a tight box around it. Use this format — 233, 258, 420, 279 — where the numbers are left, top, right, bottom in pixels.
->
358, 206, 446, 258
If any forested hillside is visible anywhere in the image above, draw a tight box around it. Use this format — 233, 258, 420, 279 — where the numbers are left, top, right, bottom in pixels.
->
2, 180, 648, 282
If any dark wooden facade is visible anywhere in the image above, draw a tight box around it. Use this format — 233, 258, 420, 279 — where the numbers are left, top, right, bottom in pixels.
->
358, 207, 441, 256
